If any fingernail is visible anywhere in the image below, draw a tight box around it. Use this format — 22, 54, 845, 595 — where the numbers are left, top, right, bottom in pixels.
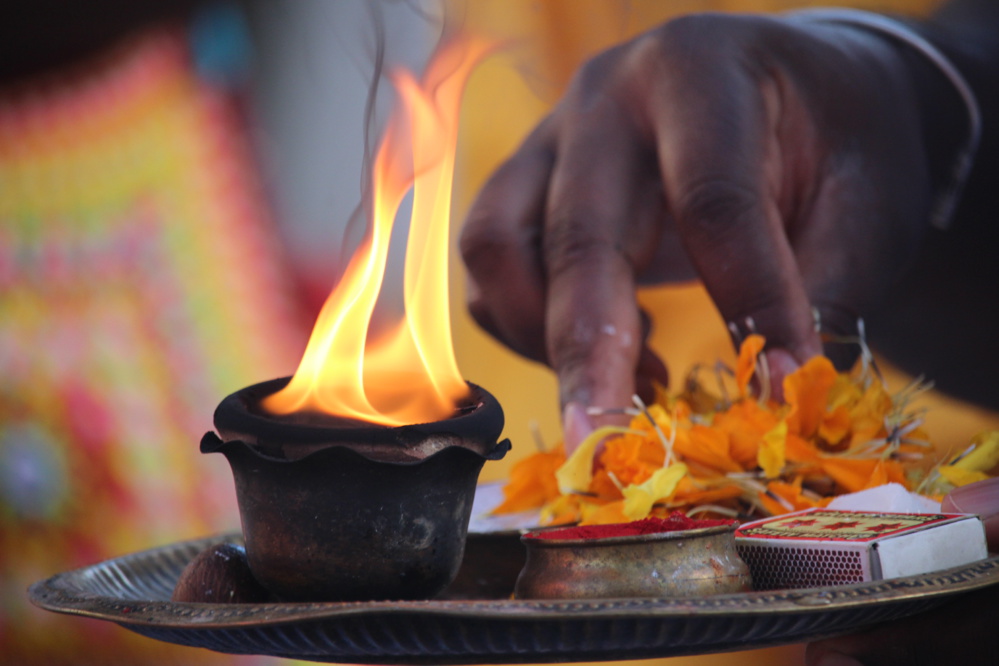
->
763, 348, 800, 403
562, 402, 594, 456
942, 476, 999, 549
812, 652, 863, 666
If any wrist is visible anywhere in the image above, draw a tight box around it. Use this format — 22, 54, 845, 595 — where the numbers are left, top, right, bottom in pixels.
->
915, 3, 999, 233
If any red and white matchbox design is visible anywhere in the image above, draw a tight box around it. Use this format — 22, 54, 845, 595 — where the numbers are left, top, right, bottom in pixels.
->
735, 508, 987, 590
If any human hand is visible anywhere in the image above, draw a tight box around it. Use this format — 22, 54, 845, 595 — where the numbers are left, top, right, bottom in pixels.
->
805, 476, 999, 665
460, 13, 947, 452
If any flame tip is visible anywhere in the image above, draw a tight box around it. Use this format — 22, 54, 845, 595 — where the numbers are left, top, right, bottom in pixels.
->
266, 36, 489, 427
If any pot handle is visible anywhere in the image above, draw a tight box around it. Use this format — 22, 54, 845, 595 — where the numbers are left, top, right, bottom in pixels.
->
486, 438, 512, 460
200, 431, 225, 453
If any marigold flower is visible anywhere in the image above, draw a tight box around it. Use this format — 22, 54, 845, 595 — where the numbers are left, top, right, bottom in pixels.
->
493, 335, 977, 526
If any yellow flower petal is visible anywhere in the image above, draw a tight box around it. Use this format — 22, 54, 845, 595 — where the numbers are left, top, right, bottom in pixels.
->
621, 463, 688, 520
938, 465, 990, 487
539, 493, 582, 526
818, 405, 852, 447
953, 430, 999, 473
580, 500, 630, 525
555, 426, 628, 495
758, 420, 787, 479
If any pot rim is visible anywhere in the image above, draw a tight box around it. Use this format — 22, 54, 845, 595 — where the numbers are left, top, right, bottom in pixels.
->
200, 430, 511, 466
212, 377, 505, 451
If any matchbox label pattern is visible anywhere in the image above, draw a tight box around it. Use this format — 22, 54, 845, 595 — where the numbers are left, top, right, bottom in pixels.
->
736, 509, 957, 542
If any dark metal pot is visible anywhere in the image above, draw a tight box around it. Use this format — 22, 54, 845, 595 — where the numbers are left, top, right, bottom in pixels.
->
201, 378, 510, 602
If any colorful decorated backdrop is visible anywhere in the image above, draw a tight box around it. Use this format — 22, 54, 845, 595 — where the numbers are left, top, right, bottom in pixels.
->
0, 27, 305, 664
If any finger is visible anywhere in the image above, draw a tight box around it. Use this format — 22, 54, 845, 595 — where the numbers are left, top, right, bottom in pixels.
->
460, 120, 556, 363
635, 214, 699, 285
635, 344, 669, 405
634, 308, 669, 404
650, 29, 822, 379
542, 75, 663, 428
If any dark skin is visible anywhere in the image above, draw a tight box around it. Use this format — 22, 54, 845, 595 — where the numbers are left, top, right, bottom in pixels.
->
460, 1, 999, 664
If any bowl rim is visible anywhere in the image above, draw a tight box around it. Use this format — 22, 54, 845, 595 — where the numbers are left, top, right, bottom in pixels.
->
521, 521, 739, 546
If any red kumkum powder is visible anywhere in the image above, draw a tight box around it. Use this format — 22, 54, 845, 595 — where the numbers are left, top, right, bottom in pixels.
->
528, 512, 736, 541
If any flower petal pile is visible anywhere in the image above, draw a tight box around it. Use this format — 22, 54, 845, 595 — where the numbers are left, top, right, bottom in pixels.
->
495, 335, 997, 525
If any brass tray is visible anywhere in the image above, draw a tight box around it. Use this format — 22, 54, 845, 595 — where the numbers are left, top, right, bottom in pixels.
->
28, 533, 999, 664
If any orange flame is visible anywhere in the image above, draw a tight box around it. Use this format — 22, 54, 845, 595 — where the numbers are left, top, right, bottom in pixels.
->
263, 36, 492, 426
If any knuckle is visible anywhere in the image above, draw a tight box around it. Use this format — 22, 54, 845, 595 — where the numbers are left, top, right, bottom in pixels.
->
632, 14, 774, 86
460, 211, 528, 277
541, 212, 616, 280
464, 295, 489, 325
458, 208, 499, 258
547, 324, 597, 386
674, 176, 762, 242
563, 42, 647, 118
568, 48, 623, 102
647, 13, 744, 60
727, 296, 792, 333
465, 297, 498, 336
660, 12, 760, 44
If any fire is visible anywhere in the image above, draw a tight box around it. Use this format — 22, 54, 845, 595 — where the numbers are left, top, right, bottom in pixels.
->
263, 36, 492, 426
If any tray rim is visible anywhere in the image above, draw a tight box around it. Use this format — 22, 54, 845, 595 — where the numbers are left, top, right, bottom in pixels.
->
29, 532, 999, 628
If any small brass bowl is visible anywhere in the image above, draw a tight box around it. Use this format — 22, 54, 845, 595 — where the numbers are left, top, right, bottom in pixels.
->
515, 522, 752, 600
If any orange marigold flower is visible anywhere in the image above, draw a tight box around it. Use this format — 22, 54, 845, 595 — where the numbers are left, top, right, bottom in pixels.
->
599, 427, 666, 488
759, 478, 821, 515
714, 398, 781, 468
820, 457, 906, 494
673, 478, 744, 506
785, 432, 822, 465
847, 383, 894, 448
501, 333, 955, 525
784, 356, 838, 438
735, 334, 766, 396
492, 447, 565, 514
673, 425, 742, 474
590, 468, 625, 500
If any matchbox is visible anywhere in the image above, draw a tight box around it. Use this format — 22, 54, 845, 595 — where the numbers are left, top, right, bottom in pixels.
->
735, 508, 987, 590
